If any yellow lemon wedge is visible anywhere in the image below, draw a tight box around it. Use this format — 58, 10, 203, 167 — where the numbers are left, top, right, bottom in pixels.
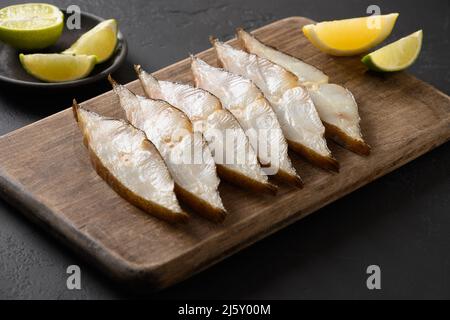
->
19, 53, 97, 82
361, 30, 423, 72
303, 13, 399, 56
63, 19, 117, 63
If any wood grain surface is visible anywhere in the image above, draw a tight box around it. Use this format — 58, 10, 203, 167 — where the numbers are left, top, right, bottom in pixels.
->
0, 16, 449, 291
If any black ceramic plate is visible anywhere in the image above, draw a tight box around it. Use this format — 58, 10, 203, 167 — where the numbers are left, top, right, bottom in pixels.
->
0, 9, 127, 89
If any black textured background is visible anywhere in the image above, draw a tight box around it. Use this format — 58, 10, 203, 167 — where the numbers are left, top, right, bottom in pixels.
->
0, 0, 449, 299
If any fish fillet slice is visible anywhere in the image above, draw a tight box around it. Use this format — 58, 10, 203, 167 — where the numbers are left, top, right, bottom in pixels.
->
237, 29, 370, 156
212, 38, 339, 172
191, 56, 303, 187
72, 101, 188, 223
109, 78, 227, 222
134, 65, 277, 194
236, 28, 328, 86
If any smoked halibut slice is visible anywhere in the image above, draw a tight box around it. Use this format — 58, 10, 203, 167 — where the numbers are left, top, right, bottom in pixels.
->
72, 101, 188, 223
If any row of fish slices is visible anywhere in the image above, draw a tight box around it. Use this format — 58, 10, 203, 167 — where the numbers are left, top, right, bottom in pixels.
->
74, 28, 370, 224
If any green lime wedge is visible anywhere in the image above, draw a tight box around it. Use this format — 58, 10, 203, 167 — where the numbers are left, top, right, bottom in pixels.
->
20, 53, 96, 82
0, 3, 64, 50
362, 30, 423, 72
63, 19, 117, 63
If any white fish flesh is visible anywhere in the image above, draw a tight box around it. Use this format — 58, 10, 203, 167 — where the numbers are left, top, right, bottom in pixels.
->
236, 28, 328, 86
212, 38, 339, 171
237, 29, 370, 155
191, 56, 303, 187
109, 77, 227, 222
72, 101, 188, 223
134, 65, 277, 194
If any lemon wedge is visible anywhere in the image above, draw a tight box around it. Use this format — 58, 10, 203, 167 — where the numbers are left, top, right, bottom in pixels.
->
303, 13, 399, 56
361, 30, 423, 72
19, 53, 97, 82
63, 19, 117, 63
0, 3, 64, 50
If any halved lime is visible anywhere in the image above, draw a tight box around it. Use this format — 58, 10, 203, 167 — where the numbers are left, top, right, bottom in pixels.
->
20, 53, 96, 82
362, 30, 423, 72
0, 3, 64, 50
63, 19, 117, 63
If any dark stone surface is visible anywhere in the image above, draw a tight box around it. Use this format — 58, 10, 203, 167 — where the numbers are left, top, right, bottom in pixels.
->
0, 0, 448, 299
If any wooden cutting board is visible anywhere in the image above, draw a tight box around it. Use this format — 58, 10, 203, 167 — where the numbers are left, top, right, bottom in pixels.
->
0, 16, 449, 290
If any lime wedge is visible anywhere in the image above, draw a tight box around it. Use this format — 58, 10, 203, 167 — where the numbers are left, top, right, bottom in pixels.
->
63, 19, 117, 63
20, 53, 96, 82
0, 3, 64, 50
362, 30, 423, 72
